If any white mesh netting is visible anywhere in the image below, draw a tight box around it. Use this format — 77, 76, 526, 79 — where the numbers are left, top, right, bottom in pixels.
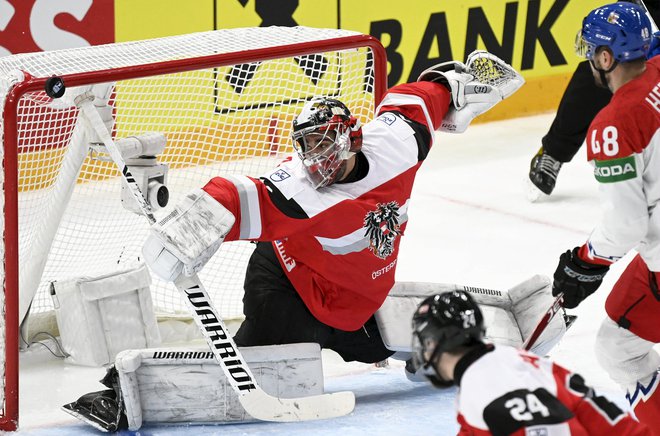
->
0, 26, 381, 366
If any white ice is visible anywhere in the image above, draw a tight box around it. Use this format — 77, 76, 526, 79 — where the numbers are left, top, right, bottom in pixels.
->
15, 113, 635, 435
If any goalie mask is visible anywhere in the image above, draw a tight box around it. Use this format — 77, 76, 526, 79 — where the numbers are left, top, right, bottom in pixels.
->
411, 291, 485, 388
292, 98, 362, 189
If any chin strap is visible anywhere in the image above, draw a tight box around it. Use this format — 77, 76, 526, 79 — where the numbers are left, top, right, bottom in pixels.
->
424, 344, 455, 388
590, 58, 619, 90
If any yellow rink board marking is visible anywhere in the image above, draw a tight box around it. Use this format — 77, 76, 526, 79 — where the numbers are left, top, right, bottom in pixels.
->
113, 1, 602, 122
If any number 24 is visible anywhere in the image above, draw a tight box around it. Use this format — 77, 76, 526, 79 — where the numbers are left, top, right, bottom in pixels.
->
590, 126, 619, 156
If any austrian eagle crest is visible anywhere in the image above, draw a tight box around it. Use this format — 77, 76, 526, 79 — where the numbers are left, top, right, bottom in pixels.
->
364, 201, 401, 259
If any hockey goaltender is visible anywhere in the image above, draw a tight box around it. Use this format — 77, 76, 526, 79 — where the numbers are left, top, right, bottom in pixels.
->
60, 50, 570, 431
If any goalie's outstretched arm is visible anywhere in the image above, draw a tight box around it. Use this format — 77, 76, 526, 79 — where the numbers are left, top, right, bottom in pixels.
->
375, 51, 523, 137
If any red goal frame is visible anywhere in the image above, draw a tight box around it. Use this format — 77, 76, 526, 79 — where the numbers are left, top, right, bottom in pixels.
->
0, 33, 387, 431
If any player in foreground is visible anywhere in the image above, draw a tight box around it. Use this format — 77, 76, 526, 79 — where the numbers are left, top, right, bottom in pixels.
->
411, 290, 653, 435
548, 3, 660, 430
142, 51, 523, 364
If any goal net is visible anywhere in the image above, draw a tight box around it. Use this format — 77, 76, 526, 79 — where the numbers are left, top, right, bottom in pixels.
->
0, 26, 386, 430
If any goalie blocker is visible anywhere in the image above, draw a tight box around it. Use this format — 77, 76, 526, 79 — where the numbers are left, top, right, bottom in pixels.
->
142, 188, 235, 282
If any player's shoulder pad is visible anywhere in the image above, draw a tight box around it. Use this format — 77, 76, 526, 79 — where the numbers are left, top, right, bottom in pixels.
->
587, 104, 656, 161
566, 372, 628, 423
370, 111, 432, 161
260, 159, 309, 219
483, 387, 573, 435
586, 107, 654, 184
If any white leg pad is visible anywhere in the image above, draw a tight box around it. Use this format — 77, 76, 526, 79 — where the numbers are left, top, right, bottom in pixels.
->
51, 263, 161, 366
375, 275, 564, 356
595, 317, 660, 393
507, 275, 566, 356
115, 343, 323, 430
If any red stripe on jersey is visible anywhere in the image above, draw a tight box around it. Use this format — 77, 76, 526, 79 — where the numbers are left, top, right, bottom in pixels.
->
551, 364, 653, 435
577, 243, 614, 266
378, 81, 450, 130
202, 176, 245, 241
457, 413, 492, 435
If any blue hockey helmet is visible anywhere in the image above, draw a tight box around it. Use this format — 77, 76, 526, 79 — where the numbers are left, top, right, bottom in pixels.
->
575, 2, 652, 62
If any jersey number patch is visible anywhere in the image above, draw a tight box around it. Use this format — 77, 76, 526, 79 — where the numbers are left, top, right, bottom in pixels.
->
483, 388, 573, 436
505, 394, 549, 421
590, 126, 619, 157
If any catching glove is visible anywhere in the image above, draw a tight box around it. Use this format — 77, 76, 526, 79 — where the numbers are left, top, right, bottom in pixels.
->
417, 51, 524, 133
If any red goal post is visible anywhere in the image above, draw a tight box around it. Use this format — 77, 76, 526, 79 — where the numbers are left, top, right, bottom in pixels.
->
0, 26, 387, 431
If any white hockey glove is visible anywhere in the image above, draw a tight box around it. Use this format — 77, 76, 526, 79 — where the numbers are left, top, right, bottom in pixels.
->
418, 50, 524, 133
142, 189, 235, 282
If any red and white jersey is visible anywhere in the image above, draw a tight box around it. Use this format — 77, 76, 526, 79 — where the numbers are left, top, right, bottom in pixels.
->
202, 82, 450, 331
580, 56, 660, 270
456, 345, 651, 435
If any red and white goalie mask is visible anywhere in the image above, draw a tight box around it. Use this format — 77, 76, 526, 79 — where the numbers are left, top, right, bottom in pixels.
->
292, 98, 362, 189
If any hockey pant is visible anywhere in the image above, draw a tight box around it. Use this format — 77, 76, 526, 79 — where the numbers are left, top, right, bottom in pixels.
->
233, 241, 394, 364
596, 254, 660, 432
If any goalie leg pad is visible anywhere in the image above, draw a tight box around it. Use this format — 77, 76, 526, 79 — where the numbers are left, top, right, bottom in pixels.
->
375, 276, 565, 356
376, 279, 526, 353
72, 343, 324, 430
376, 281, 468, 353
51, 263, 161, 367
507, 275, 567, 356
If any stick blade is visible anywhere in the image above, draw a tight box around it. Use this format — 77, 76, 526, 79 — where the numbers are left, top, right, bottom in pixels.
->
240, 388, 355, 422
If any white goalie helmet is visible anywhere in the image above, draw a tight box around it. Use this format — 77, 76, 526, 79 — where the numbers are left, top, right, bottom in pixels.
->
292, 98, 362, 189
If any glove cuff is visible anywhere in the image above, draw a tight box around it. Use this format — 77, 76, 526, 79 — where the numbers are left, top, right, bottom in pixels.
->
571, 246, 610, 272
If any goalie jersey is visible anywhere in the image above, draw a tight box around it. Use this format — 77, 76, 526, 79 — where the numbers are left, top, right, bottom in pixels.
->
579, 55, 660, 270
202, 82, 450, 331
455, 345, 651, 435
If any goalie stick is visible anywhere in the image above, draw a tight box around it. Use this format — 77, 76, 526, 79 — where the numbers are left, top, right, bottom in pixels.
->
65, 84, 355, 423
522, 292, 577, 351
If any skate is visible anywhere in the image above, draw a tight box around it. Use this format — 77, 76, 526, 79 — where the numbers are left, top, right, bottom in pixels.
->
526, 146, 562, 201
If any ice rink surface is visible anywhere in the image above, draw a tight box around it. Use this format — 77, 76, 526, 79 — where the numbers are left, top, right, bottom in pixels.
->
15, 113, 636, 435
